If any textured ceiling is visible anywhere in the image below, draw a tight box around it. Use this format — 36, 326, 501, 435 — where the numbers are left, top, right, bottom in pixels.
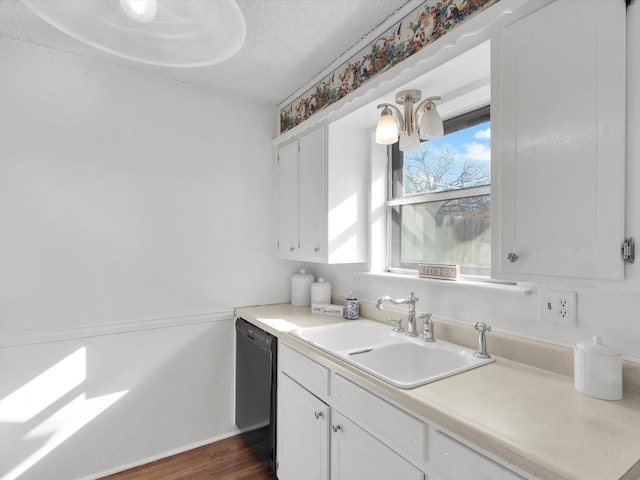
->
0, 0, 412, 104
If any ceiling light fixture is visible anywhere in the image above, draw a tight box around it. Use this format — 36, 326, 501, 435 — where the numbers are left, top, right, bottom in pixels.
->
375, 90, 444, 151
120, 0, 158, 23
22, 0, 246, 68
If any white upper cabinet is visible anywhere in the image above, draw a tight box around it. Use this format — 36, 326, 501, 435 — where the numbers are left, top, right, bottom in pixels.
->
276, 124, 368, 264
491, 0, 626, 282
277, 139, 300, 258
298, 127, 326, 259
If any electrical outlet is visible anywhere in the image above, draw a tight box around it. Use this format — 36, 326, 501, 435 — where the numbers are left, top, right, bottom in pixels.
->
538, 289, 577, 325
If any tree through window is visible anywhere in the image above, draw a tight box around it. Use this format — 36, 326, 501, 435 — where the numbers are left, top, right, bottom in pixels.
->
388, 106, 491, 277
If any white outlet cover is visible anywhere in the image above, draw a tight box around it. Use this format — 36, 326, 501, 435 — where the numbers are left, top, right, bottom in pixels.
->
538, 289, 577, 325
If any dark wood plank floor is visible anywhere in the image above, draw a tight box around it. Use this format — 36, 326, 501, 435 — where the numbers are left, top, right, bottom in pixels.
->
100, 435, 275, 480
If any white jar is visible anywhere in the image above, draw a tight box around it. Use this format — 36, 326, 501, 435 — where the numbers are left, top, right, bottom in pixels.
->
311, 278, 331, 305
291, 269, 314, 306
574, 336, 622, 400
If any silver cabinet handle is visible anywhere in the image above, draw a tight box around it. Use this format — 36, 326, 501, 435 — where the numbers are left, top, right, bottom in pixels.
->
331, 424, 343, 433
314, 411, 323, 419
507, 252, 518, 263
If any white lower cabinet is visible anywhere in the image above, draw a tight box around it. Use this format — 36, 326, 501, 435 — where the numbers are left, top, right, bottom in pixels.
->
277, 373, 329, 480
331, 410, 423, 480
276, 342, 529, 480
434, 431, 525, 480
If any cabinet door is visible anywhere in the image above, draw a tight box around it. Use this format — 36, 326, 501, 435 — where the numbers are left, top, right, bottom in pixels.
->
331, 410, 424, 480
491, 0, 626, 281
298, 127, 326, 260
277, 373, 329, 480
434, 431, 525, 480
276, 140, 299, 258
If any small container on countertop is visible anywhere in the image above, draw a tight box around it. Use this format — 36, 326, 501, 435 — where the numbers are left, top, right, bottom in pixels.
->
574, 336, 622, 401
343, 291, 359, 320
291, 269, 314, 307
311, 278, 331, 305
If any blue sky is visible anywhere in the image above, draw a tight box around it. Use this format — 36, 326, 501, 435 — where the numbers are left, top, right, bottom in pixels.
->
427, 120, 491, 163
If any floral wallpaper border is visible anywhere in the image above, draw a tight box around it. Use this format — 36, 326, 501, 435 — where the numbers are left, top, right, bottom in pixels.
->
279, 0, 500, 134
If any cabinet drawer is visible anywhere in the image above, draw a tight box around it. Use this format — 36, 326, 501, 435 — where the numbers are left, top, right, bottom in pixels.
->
332, 373, 427, 462
434, 431, 525, 480
279, 343, 330, 398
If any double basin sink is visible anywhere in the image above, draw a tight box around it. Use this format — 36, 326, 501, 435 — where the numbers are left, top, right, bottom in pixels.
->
291, 319, 494, 389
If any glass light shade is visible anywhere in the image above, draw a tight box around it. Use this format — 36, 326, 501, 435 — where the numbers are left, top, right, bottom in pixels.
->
375, 108, 399, 145
419, 102, 444, 139
120, 0, 158, 23
399, 131, 420, 151
22, 0, 246, 67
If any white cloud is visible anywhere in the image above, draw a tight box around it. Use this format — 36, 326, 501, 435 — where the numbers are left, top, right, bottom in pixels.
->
461, 142, 491, 162
474, 128, 491, 140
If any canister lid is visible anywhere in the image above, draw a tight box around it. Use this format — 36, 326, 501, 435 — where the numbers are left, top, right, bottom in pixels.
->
292, 269, 313, 278
576, 336, 620, 357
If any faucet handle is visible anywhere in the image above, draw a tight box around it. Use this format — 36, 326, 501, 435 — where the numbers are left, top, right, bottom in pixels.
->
474, 322, 491, 333
387, 318, 404, 332
418, 313, 435, 342
473, 322, 492, 359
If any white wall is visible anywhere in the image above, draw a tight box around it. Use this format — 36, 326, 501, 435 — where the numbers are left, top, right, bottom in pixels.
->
0, 38, 292, 479
308, 5, 640, 361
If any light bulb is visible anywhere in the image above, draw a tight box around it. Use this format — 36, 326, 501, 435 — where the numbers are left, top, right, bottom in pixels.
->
120, 0, 158, 23
375, 107, 399, 145
419, 101, 444, 140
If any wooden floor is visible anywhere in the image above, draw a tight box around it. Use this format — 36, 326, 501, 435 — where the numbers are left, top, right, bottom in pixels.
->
101, 435, 275, 480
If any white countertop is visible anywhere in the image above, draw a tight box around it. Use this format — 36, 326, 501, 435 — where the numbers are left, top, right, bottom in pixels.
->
235, 303, 640, 480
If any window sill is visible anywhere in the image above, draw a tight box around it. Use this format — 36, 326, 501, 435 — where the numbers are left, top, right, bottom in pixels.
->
361, 271, 534, 296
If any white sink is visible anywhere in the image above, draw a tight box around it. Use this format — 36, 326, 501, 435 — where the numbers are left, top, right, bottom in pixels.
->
291, 320, 494, 389
290, 319, 402, 352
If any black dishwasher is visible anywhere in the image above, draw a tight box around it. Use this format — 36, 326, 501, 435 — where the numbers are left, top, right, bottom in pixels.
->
235, 317, 277, 473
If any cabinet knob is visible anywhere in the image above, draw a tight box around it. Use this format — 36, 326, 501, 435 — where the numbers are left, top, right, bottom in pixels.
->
289, 246, 296, 252
314, 247, 320, 253
331, 424, 343, 433
507, 252, 519, 263
314, 411, 323, 419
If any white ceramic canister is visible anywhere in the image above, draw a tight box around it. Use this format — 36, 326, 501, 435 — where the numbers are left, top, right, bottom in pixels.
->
291, 269, 314, 306
574, 336, 622, 400
311, 278, 331, 305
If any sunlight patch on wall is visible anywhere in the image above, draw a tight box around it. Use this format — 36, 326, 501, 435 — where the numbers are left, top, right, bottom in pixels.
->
0, 348, 128, 480
3, 392, 127, 480
329, 193, 358, 242
0, 348, 86, 423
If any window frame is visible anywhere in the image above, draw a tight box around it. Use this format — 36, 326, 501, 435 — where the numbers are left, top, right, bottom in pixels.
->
386, 105, 492, 278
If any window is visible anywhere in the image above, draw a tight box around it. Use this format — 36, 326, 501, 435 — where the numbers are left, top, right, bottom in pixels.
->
388, 106, 491, 278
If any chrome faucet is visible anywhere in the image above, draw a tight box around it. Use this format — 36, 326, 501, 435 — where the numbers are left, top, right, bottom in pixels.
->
376, 292, 419, 337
